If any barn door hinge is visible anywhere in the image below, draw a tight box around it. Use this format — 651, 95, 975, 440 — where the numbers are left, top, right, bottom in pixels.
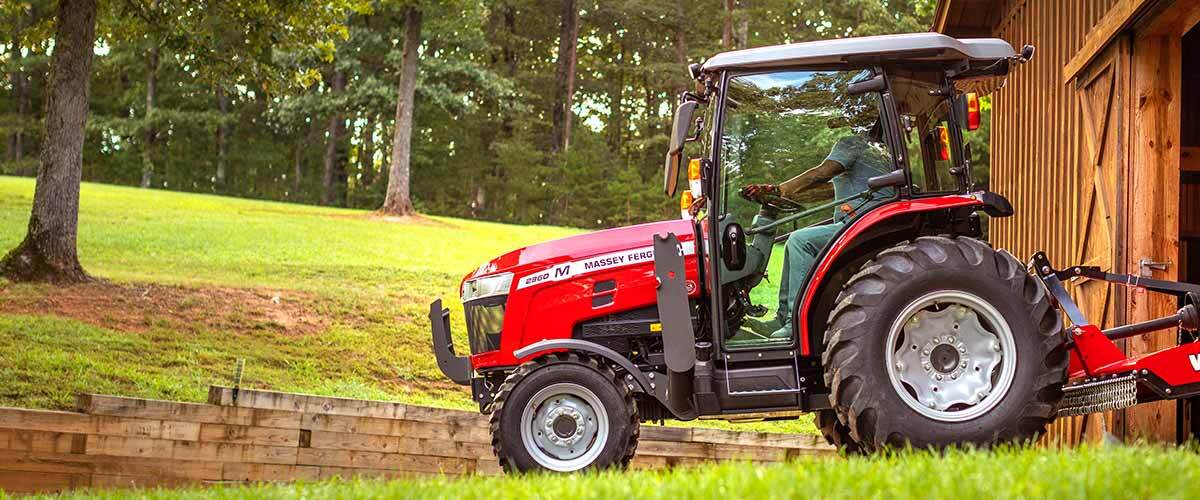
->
1137, 258, 1170, 277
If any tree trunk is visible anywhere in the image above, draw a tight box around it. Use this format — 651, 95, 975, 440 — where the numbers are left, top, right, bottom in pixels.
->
360, 113, 375, 187
215, 85, 230, 190
723, 0, 734, 50
9, 29, 27, 167
736, 0, 749, 49
674, 0, 689, 95
550, 0, 579, 154
1, 0, 97, 283
140, 43, 159, 188
606, 33, 624, 149
292, 131, 303, 199
321, 69, 346, 206
381, 7, 422, 216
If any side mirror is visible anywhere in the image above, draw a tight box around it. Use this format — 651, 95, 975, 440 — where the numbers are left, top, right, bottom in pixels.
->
847, 75, 886, 96
721, 223, 747, 271
664, 100, 699, 197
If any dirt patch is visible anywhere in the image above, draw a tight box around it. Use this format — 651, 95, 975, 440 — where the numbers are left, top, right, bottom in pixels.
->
0, 282, 329, 336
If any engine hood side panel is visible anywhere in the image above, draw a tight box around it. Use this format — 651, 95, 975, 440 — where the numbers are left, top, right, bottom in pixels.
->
469, 219, 702, 369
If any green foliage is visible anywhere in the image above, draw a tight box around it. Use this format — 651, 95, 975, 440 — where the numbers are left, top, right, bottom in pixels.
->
31, 445, 1200, 499
2, 0, 951, 228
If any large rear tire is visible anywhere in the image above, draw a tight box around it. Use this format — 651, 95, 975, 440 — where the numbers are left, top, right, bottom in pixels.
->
814, 409, 863, 454
489, 353, 639, 473
823, 236, 1067, 451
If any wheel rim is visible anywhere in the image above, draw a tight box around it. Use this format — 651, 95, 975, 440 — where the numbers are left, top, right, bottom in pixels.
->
519, 382, 609, 471
884, 290, 1016, 422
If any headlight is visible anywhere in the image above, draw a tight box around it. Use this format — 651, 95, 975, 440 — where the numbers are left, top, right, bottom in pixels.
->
461, 272, 513, 302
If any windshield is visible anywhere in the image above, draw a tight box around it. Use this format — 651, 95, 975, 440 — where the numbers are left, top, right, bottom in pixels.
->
720, 70, 894, 226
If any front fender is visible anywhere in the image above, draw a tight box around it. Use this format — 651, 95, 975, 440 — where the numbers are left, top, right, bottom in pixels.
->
514, 339, 655, 394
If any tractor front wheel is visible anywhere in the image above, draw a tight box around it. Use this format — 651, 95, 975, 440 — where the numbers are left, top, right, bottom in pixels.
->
489, 353, 639, 473
823, 236, 1068, 451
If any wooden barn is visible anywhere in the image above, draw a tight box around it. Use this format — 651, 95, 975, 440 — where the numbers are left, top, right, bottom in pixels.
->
934, 0, 1200, 444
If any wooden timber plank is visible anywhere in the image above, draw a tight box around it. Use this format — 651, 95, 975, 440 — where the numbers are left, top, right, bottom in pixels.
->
0, 450, 223, 480
85, 435, 297, 465
198, 423, 299, 447
635, 440, 713, 459
475, 457, 502, 476
629, 454, 708, 470
295, 447, 474, 474
94, 416, 201, 441
0, 470, 89, 493
78, 394, 301, 429
210, 386, 408, 420
1062, 0, 1154, 84
0, 428, 86, 454
89, 474, 197, 489
0, 408, 94, 434
315, 466, 413, 480
221, 463, 320, 482
638, 425, 693, 442
395, 404, 489, 426
307, 430, 400, 454
687, 427, 830, 450
394, 436, 493, 460
299, 413, 490, 443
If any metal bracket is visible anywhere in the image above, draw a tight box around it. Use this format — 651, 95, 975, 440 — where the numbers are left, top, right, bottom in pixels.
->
1138, 258, 1169, 278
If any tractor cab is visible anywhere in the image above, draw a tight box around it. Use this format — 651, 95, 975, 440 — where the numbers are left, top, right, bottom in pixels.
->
663, 33, 1024, 357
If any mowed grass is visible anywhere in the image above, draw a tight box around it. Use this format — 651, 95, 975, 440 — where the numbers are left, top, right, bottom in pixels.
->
0, 176, 814, 434
21, 445, 1200, 500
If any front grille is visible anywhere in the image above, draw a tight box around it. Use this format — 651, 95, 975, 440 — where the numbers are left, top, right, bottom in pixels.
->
464, 296, 505, 355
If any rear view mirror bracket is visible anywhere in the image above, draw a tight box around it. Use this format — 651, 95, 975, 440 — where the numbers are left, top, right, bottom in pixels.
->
847, 74, 886, 96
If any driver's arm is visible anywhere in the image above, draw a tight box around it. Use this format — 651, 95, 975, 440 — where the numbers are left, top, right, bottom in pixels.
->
777, 159, 845, 199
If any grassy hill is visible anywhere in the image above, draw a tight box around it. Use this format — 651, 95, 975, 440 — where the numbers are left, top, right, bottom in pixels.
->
0, 176, 811, 433
32, 445, 1200, 499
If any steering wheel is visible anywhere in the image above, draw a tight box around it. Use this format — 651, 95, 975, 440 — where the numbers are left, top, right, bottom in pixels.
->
738, 187, 806, 213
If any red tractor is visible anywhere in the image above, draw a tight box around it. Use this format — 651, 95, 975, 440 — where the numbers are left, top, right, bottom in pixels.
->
430, 33, 1200, 473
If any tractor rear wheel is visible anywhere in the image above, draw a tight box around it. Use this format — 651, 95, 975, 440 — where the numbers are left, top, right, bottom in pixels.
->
823, 236, 1068, 451
814, 410, 862, 454
489, 353, 639, 473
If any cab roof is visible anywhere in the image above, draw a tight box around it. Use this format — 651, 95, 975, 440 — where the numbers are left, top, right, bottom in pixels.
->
701, 33, 1015, 72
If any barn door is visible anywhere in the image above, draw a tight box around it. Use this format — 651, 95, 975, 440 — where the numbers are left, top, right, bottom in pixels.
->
1062, 39, 1130, 445
1074, 40, 1127, 333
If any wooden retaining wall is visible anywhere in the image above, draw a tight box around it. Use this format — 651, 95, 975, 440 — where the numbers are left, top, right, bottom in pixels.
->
0, 387, 832, 494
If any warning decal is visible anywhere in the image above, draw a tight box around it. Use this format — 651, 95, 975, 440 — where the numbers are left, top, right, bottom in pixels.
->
516, 241, 695, 290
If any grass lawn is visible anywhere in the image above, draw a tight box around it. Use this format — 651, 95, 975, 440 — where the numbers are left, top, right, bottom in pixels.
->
0, 176, 814, 434
20, 445, 1198, 499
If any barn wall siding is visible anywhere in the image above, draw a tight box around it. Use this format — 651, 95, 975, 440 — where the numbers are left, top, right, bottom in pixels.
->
989, 0, 1121, 265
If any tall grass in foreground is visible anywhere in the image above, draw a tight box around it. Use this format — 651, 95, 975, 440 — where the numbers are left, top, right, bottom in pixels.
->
27, 445, 1200, 500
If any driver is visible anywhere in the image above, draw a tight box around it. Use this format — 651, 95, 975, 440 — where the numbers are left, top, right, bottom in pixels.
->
743, 119, 895, 339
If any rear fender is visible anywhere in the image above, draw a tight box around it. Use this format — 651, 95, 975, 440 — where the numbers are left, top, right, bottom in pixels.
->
796, 194, 996, 356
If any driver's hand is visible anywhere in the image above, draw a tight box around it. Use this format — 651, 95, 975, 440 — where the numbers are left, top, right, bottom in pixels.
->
741, 183, 779, 201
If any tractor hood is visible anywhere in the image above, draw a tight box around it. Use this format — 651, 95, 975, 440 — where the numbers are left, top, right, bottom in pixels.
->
462, 219, 697, 288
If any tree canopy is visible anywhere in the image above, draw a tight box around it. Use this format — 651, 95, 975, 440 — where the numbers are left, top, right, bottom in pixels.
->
2, 0, 939, 229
